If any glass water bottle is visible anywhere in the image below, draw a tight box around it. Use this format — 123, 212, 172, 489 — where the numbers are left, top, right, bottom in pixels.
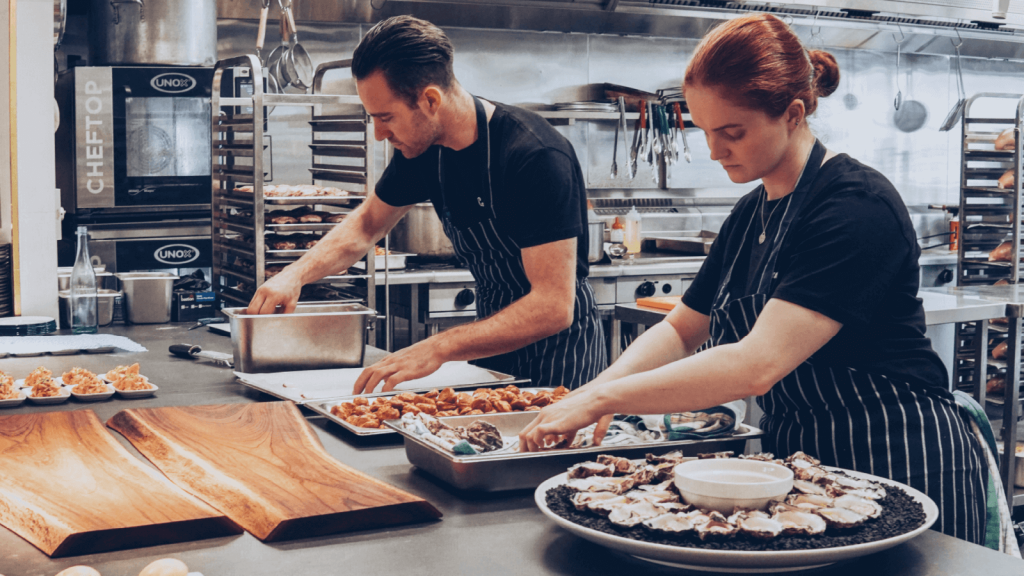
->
70, 226, 98, 334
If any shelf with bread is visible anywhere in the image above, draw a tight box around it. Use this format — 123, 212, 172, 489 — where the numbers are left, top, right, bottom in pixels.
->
210, 56, 378, 313
955, 94, 1024, 506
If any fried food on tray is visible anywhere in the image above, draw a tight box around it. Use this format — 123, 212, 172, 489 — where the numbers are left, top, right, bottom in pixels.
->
30, 377, 62, 398
236, 184, 353, 198
330, 385, 569, 429
24, 366, 53, 388
106, 363, 140, 382
112, 373, 153, 391
62, 368, 107, 394
0, 371, 18, 400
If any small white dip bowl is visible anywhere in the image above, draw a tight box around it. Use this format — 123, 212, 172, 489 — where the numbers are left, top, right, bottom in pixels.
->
674, 459, 794, 514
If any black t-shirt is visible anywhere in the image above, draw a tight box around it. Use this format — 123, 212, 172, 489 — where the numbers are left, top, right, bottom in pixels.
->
376, 101, 590, 278
683, 154, 949, 393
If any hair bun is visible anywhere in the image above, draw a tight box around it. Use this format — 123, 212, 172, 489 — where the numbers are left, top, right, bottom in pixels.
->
809, 50, 840, 98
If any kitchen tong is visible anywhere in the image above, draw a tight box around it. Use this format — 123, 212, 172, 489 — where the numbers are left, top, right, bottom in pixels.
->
627, 100, 690, 180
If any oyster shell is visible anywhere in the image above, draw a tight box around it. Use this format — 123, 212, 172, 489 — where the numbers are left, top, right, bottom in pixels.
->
695, 511, 739, 540
815, 507, 867, 529
607, 501, 671, 527
567, 462, 615, 479
625, 489, 682, 505
697, 451, 734, 459
638, 480, 674, 493
597, 454, 637, 475
735, 514, 784, 539
772, 510, 827, 536
571, 491, 624, 512
646, 451, 686, 465
650, 462, 678, 483
786, 493, 833, 510
629, 466, 658, 486
793, 479, 830, 496
786, 451, 821, 466
832, 495, 883, 519
738, 452, 776, 462
587, 496, 632, 515
642, 511, 701, 534
567, 475, 636, 494
838, 486, 887, 501
728, 509, 769, 524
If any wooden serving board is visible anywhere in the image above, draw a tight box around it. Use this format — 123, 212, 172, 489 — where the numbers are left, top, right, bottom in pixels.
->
0, 410, 240, 557
108, 402, 442, 541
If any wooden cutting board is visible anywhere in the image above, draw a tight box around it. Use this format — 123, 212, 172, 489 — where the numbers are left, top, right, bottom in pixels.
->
108, 402, 442, 541
636, 296, 680, 311
0, 410, 240, 557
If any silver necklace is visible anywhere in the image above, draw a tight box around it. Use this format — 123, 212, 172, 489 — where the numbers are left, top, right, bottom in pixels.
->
758, 190, 786, 244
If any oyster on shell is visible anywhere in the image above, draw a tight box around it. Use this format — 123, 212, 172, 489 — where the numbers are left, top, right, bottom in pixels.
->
607, 501, 671, 527
567, 475, 636, 494
772, 510, 827, 536
642, 511, 702, 534
567, 462, 615, 480
625, 489, 682, 505
832, 495, 883, 519
646, 451, 686, 465
597, 454, 637, 475
793, 479, 830, 496
786, 451, 821, 466
838, 486, 887, 501
695, 511, 739, 540
786, 493, 833, 510
571, 491, 623, 511
735, 514, 784, 539
815, 506, 867, 529
638, 480, 674, 493
629, 466, 658, 486
587, 495, 632, 515
697, 451, 734, 459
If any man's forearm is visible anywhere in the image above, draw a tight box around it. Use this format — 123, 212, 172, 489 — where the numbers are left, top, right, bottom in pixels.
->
428, 292, 572, 363
285, 207, 380, 284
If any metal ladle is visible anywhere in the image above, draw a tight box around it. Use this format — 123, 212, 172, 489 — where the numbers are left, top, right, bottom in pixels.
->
265, 5, 290, 91
939, 30, 967, 132
893, 25, 905, 111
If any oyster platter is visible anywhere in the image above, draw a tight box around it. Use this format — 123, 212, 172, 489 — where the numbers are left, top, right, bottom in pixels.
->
536, 450, 938, 572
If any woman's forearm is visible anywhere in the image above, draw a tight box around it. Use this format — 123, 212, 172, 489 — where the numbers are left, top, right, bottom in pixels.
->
592, 321, 689, 386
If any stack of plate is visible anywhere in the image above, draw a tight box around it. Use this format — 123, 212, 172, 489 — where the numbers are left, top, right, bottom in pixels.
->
553, 101, 618, 113
0, 316, 57, 336
0, 244, 11, 317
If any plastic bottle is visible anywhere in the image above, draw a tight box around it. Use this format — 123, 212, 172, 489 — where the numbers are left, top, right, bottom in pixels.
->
70, 226, 98, 334
608, 217, 627, 259
624, 206, 642, 254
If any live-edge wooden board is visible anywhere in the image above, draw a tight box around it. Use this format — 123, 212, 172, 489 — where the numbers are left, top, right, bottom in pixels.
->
108, 402, 442, 541
0, 410, 240, 557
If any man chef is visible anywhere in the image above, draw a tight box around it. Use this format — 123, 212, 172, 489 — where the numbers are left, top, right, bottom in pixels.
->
247, 15, 606, 393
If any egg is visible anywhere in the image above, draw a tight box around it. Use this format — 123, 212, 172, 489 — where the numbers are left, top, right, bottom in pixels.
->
55, 567, 101, 576
138, 559, 188, 576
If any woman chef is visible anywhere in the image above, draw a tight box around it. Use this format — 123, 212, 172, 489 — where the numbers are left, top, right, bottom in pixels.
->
520, 13, 987, 544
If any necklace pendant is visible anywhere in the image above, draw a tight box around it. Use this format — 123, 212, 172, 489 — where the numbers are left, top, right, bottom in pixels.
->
758, 232, 766, 244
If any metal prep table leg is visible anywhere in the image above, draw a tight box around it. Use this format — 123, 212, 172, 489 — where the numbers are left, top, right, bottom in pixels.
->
1002, 317, 1022, 504
610, 318, 622, 363
410, 284, 421, 345
974, 320, 988, 406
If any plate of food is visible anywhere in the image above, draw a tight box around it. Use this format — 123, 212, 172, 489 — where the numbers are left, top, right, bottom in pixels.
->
0, 371, 26, 408
23, 380, 71, 405
111, 374, 158, 398
534, 451, 937, 573
63, 368, 115, 402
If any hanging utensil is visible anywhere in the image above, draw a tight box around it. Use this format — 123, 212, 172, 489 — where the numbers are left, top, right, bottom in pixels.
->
282, 0, 313, 92
939, 30, 967, 132
893, 25, 905, 111
266, 9, 290, 90
618, 97, 629, 172
629, 100, 643, 179
611, 106, 620, 179
646, 100, 656, 165
255, 0, 277, 115
673, 103, 691, 163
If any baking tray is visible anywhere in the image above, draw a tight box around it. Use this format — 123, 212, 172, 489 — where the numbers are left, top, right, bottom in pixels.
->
264, 195, 365, 206
652, 232, 717, 255
308, 383, 545, 437
385, 411, 763, 492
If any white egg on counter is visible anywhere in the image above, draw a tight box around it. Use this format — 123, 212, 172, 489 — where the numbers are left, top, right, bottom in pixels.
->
55, 567, 101, 576
138, 559, 188, 576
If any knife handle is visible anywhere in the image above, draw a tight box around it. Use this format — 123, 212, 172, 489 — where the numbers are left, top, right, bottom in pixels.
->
169, 344, 200, 359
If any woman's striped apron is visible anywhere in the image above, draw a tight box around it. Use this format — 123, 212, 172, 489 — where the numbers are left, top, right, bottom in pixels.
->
437, 96, 606, 390
708, 140, 986, 543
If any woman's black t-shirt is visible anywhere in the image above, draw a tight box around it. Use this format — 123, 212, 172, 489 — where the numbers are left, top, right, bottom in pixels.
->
682, 153, 949, 393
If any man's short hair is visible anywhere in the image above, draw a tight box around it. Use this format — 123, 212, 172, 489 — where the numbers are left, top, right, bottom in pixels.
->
352, 16, 456, 108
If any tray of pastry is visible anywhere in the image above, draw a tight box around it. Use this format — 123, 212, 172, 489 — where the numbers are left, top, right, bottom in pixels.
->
307, 381, 548, 437
384, 411, 763, 491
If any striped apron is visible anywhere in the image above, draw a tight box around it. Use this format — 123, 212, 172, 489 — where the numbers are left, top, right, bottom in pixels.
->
708, 140, 987, 543
436, 96, 606, 390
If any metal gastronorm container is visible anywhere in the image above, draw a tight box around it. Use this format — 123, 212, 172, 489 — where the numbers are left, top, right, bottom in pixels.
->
223, 303, 376, 373
385, 411, 763, 492
308, 384, 546, 437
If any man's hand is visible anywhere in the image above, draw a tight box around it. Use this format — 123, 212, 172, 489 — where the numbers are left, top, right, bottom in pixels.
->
518, 385, 610, 452
352, 339, 446, 394
246, 270, 302, 315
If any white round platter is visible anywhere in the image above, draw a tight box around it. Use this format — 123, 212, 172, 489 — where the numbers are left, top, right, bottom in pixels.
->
534, 466, 938, 573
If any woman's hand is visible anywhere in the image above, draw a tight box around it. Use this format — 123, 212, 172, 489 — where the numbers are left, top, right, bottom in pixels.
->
518, 385, 612, 452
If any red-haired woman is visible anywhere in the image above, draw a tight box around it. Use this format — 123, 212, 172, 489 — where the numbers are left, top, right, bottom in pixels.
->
521, 13, 986, 542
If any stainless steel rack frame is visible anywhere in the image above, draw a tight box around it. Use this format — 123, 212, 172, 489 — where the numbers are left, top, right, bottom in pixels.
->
210, 55, 376, 322
956, 92, 1024, 504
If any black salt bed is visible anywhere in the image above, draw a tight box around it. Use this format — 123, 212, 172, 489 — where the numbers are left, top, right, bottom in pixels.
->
545, 485, 926, 551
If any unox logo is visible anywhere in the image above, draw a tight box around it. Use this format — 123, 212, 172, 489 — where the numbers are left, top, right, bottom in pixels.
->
150, 73, 196, 94
154, 244, 199, 265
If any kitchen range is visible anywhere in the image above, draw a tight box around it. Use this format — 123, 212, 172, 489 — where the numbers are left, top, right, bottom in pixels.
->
5, 0, 1024, 574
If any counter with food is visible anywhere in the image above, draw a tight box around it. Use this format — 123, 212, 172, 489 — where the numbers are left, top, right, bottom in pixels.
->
0, 324, 1018, 576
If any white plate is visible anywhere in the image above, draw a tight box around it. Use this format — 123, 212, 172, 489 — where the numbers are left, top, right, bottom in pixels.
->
114, 382, 158, 399
49, 349, 81, 356
0, 391, 27, 408
101, 373, 147, 384
70, 383, 115, 402
534, 466, 939, 573
22, 386, 71, 405
15, 377, 64, 388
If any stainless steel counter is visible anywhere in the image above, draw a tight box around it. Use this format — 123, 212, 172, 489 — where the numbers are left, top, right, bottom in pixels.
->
0, 324, 1018, 575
